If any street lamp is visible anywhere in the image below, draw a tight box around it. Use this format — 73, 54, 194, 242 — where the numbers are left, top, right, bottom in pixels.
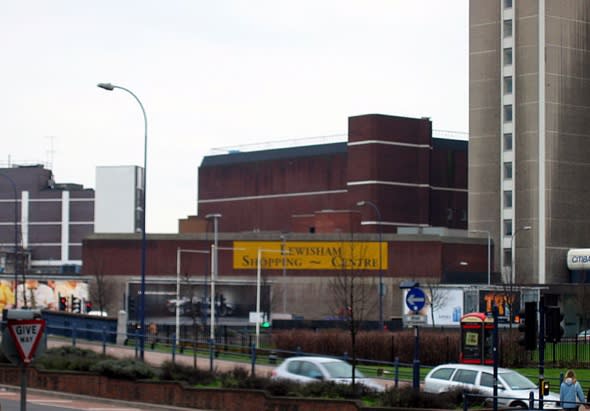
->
357, 200, 384, 329
510, 225, 532, 284
0, 173, 19, 305
470, 229, 491, 285
205, 213, 221, 341
97, 82, 148, 360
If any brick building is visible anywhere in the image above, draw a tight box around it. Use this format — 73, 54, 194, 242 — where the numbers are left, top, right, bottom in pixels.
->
83, 114, 488, 321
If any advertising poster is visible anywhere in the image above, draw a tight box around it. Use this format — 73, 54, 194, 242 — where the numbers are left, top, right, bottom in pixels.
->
0, 279, 89, 311
478, 289, 521, 323
403, 287, 464, 326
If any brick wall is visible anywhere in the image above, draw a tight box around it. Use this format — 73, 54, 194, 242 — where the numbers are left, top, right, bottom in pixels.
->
0, 366, 365, 411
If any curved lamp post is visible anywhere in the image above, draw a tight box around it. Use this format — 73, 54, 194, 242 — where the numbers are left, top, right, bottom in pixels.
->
356, 200, 384, 330
0, 173, 19, 306
97, 82, 148, 360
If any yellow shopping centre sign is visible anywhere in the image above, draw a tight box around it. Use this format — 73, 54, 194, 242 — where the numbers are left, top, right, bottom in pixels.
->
233, 241, 388, 270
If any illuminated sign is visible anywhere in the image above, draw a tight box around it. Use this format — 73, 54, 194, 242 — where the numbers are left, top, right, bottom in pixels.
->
233, 241, 388, 270
567, 249, 590, 270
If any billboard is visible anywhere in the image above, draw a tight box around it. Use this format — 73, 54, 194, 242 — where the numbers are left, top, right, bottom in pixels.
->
233, 241, 388, 270
403, 288, 464, 326
0, 279, 89, 312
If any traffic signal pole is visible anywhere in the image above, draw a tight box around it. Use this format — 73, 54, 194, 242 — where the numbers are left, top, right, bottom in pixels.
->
492, 305, 499, 411
539, 300, 546, 410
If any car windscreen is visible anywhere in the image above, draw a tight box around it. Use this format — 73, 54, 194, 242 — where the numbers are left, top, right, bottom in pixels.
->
499, 371, 536, 390
323, 361, 366, 379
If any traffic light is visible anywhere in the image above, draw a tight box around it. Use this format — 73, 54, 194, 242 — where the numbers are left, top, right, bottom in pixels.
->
59, 295, 67, 311
518, 301, 537, 350
546, 306, 565, 342
261, 320, 271, 328
71, 296, 81, 313
85, 300, 93, 313
542, 380, 550, 396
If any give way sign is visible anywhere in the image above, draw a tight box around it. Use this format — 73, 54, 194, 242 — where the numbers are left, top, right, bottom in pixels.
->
7, 319, 46, 364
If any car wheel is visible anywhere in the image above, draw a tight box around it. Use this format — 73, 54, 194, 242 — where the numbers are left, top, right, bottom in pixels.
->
510, 401, 529, 409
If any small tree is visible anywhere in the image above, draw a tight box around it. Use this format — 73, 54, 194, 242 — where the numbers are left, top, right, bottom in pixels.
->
328, 234, 378, 393
423, 283, 450, 327
86, 251, 117, 314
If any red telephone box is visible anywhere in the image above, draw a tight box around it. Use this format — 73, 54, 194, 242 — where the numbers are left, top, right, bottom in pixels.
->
460, 312, 495, 365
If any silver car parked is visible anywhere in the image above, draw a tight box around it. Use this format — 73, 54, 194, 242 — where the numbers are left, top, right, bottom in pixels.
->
271, 356, 385, 392
424, 363, 560, 409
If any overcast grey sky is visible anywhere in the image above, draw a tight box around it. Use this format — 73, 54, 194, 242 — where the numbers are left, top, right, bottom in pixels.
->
1, 1, 468, 233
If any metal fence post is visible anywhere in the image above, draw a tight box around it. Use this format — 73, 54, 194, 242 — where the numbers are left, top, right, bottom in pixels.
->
251, 343, 256, 376
102, 326, 107, 355
209, 338, 214, 372
172, 333, 176, 364
394, 356, 399, 388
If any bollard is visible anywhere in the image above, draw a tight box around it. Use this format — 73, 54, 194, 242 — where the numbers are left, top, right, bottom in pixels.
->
528, 391, 534, 410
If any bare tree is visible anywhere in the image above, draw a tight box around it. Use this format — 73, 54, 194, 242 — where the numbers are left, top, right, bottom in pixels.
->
329, 234, 378, 392
422, 283, 450, 327
86, 251, 117, 314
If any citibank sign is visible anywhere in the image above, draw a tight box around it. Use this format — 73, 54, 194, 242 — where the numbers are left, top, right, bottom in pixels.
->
567, 249, 590, 270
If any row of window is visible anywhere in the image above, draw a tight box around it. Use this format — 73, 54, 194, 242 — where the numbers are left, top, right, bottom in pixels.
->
503, 0, 514, 268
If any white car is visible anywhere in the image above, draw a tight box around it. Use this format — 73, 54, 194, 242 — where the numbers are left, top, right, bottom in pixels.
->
271, 356, 385, 392
424, 363, 560, 409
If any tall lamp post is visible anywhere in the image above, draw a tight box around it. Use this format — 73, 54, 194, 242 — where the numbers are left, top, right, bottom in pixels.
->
470, 229, 491, 285
0, 173, 19, 305
205, 213, 221, 341
97, 82, 148, 360
510, 225, 532, 284
356, 200, 384, 330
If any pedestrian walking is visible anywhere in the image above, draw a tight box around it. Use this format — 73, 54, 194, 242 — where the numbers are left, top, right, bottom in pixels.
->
560, 369, 585, 410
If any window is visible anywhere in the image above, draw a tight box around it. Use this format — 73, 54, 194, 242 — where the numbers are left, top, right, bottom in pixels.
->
287, 361, 302, 374
504, 162, 512, 179
430, 367, 455, 381
480, 372, 494, 388
504, 219, 512, 236
504, 191, 513, 207
504, 105, 513, 122
504, 48, 513, 65
504, 133, 513, 151
299, 361, 323, 379
503, 20, 512, 38
504, 76, 512, 94
452, 369, 478, 385
504, 250, 513, 266
504, 0, 512, 8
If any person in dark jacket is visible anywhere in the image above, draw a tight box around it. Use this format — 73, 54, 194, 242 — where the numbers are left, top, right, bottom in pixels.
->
560, 369, 585, 410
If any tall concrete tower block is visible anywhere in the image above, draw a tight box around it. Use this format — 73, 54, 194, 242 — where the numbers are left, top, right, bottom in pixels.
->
469, 0, 590, 284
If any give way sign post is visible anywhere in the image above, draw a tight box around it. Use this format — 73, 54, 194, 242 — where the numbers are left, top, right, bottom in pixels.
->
7, 319, 46, 365
6, 318, 46, 411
